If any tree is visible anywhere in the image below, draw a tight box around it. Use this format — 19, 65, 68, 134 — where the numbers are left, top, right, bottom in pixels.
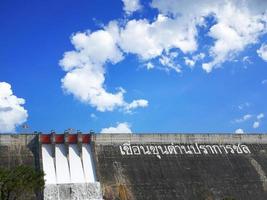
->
0, 165, 44, 200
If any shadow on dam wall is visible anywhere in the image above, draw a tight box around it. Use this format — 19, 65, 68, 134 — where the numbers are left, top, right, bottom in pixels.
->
92, 134, 267, 200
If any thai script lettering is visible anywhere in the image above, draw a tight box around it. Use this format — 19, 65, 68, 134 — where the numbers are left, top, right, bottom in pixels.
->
119, 143, 251, 156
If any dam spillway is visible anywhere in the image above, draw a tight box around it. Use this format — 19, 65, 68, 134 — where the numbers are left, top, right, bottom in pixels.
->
82, 144, 96, 183
41, 144, 57, 184
1, 133, 267, 199
40, 134, 102, 200
69, 144, 85, 183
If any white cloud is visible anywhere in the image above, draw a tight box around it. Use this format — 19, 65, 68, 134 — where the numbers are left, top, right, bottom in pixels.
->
234, 112, 264, 129
125, 99, 148, 112
159, 53, 181, 73
60, 22, 148, 112
252, 113, 264, 128
185, 53, 205, 68
257, 113, 264, 120
235, 128, 245, 134
119, 14, 197, 60
202, 63, 213, 73
242, 56, 252, 64
122, 0, 141, 14
253, 121, 260, 128
60, 0, 267, 111
146, 62, 154, 70
238, 102, 250, 110
100, 122, 132, 133
235, 114, 252, 123
119, 19, 162, 60
257, 43, 267, 61
184, 57, 195, 68
90, 113, 97, 119
262, 79, 267, 84
151, 0, 267, 73
0, 82, 28, 133
194, 53, 205, 61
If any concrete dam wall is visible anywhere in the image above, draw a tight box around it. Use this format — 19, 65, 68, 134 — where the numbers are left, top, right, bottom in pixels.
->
93, 134, 267, 200
1, 133, 267, 199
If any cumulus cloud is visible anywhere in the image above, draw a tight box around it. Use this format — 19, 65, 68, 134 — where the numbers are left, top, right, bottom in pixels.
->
257, 43, 267, 61
119, 14, 197, 60
124, 99, 148, 112
235, 128, 245, 134
60, 0, 267, 111
100, 122, 132, 133
151, 0, 267, 73
60, 22, 148, 112
122, 0, 141, 14
0, 82, 28, 133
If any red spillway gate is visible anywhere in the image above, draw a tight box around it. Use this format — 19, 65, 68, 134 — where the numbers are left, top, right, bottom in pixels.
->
40, 134, 51, 144
54, 134, 64, 144
82, 134, 91, 143
40, 133, 91, 144
68, 134, 78, 144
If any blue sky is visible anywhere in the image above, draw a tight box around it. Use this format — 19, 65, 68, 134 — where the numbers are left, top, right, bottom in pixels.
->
0, 0, 267, 134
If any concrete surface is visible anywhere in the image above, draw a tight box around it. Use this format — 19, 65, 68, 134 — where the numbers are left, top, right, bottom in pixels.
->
93, 134, 267, 200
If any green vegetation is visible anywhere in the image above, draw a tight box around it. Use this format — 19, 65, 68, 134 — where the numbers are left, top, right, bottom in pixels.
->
0, 165, 44, 200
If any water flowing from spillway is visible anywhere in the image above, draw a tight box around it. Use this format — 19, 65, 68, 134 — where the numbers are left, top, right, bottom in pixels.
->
55, 144, 71, 184
69, 144, 85, 183
42, 144, 57, 184
42, 143, 102, 200
82, 144, 96, 183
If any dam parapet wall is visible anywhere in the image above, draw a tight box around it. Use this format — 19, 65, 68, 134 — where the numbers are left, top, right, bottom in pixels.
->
93, 133, 267, 144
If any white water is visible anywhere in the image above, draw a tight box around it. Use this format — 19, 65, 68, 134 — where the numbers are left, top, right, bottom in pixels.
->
55, 144, 71, 184
42, 144, 57, 184
82, 144, 96, 183
69, 144, 85, 183
43, 143, 100, 199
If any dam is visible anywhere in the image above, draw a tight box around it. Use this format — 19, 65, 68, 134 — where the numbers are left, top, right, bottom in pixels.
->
1, 133, 267, 199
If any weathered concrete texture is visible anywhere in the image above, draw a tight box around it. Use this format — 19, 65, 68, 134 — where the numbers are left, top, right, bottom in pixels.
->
44, 183, 102, 200
0, 134, 40, 169
93, 134, 267, 200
